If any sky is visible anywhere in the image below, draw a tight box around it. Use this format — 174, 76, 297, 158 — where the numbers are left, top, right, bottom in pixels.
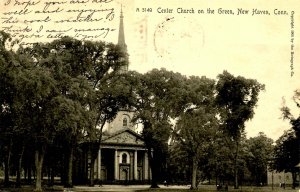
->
120, 0, 300, 141
1, 0, 299, 140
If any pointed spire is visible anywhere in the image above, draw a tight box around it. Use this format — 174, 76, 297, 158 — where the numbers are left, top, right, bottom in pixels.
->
118, 4, 126, 51
117, 4, 128, 72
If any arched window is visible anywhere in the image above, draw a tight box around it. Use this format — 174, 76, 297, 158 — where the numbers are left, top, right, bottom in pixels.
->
122, 153, 127, 164
123, 117, 128, 127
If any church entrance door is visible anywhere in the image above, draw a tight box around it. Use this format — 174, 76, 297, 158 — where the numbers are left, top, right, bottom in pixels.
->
120, 167, 129, 181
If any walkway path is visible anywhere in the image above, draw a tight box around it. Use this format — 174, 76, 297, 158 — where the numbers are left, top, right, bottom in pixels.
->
69, 185, 189, 192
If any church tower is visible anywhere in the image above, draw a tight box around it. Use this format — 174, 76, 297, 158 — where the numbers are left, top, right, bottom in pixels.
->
106, 7, 134, 135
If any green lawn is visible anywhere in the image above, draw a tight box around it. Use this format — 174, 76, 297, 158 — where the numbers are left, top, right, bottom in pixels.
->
0, 185, 299, 192
137, 186, 299, 192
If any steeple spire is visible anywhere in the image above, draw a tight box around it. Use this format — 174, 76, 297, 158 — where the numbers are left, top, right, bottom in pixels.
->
118, 5, 127, 52
117, 5, 128, 72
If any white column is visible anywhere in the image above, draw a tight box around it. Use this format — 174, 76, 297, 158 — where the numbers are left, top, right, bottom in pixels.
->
97, 149, 101, 180
134, 150, 138, 180
144, 151, 149, 180
114, 149, 119, 180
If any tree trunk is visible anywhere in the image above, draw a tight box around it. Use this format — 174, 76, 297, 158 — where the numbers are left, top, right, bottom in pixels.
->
88, 121, 105, 187
27, 165, 32, 184
4, 139, 12, 187
148, 149, 159, 188
89, 141, 102, 187
65, 147, 73, 188
292, 171, 297, 189
4, 155, 10, 187
233, 140, 240, 189
191, 156, 198, 189
89, 158, 95, 186
16, 145, 25, 187
47, 165, 54, 187
51, 168, 55, 186
35, 149, 45, 192
61, 154, 66, 186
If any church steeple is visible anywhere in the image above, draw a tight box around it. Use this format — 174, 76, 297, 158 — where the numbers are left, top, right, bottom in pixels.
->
118, 5, 127, 52
106, 6, 136, 135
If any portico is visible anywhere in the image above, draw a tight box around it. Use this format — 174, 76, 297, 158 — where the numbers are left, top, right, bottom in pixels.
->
93, 128, 150, 183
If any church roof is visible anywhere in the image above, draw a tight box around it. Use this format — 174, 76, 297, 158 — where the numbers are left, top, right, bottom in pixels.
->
102, 128, 145, 147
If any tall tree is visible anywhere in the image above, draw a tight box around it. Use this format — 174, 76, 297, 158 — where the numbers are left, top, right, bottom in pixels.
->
281, 90, 300, 181
216, 71, 264, 189
0, 31, 35, 187
132, 69, 188, 188
174, 76, 217, 189
280, 89, 300, 188
0, 31, 14, 187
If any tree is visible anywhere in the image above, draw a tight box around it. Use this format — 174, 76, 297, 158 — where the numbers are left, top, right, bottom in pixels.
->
15, 65, 60, 191
245, 132, 274, 186
173, 76, 217, 189
0, 31, 15, 187
281, 90, 300, 167
280, 89, 300, 188
211, 136, 234, 186
131, 69, 188, 188
216, 71, 264, 189
176, 108, 218, 189
273, 129, 299, 188
0, 31, 36, 187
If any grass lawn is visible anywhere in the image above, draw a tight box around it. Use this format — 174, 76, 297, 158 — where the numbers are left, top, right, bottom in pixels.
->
0, 185, 299, 192
137, 186, 299, 192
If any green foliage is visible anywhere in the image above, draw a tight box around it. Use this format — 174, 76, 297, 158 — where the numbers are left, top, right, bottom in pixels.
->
273, 129, 298, 172
133, 68, 189, 146
272, 128, 299, 188
245, 132, 274, 185
216, 71, 265, 139
0, 32, 129, 188
281, 89, 300, 138
278, 89, 300, 188
174, 75, 218, 158
129, 68, 189, 187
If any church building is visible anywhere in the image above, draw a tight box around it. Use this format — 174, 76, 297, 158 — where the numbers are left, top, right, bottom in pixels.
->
83, 8, 151, 184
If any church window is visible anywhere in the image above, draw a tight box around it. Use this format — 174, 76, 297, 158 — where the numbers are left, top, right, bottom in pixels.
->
122, 153, 127, 164
123, 117, 128, 127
